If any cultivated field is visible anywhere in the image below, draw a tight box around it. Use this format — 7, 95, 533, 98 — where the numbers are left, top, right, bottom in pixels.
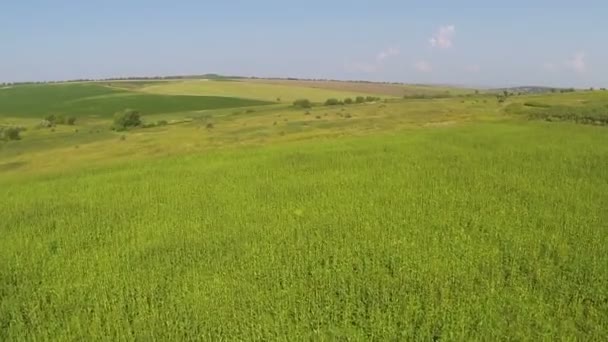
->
132, 79, 396, 102
1, 79, 607, 340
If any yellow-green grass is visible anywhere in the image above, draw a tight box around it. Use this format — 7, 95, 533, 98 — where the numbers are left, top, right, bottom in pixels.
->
136, 79, 392, 103
0, 96, 500, 178
1, 121, 607, 340
503, 91, 608, 125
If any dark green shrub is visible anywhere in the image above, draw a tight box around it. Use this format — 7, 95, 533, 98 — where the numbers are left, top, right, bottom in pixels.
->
113, 109, 141, 130
0, 126, 22, 141
325, 98, 341, 106
55, 115, 66, 125
293, 99, 312, 108
66, 117, 77, 125
157, 120, 168, 126
344, 98, 353, 105
45, 114, 56, 124
355, 96, 365, 104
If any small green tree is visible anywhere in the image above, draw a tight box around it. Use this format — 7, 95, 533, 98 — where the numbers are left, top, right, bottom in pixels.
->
293, 99, 312, 108
66, 117, 77, 125
55, 115, 66, 125
1, 126, 23, 141
355, 96, 365, 104
344, 98, 353, 104
324, 98, 341, 106
113, 109, 142, 130
44, 114, 56, 125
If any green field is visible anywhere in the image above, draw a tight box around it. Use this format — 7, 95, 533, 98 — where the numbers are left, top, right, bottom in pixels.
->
0, 83, 272, 119
1, 81, 607, 340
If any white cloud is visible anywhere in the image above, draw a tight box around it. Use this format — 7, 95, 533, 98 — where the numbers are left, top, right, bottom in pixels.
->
376, 47, 400, 62
543, 51, 587, 73
414, 60, 432, 72
466, 65, 481, 73
566, 52, 586, 73
430, 25, 455, 49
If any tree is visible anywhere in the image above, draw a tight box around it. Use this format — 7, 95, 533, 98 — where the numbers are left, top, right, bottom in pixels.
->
293, 99, 312, 108
355, 96, 365, 104
344, 98, 353, 104
324, 98, 341, 106
113, 109, 142, 130
1, 126, 23, 141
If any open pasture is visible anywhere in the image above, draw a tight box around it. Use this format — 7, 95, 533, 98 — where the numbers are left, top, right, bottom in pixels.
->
1, 81, 608, 340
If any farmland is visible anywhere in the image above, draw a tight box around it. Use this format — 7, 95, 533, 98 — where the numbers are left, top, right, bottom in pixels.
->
0, 83, 271, 119
1, 79, 608, 340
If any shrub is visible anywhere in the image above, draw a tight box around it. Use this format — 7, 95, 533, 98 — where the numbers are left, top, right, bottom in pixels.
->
344, 98, 353, 105
206, 123, 214, 129
365, 96, 377, 102
524, 102, 551, 108
45, 114, 56, 124
38, 120, 53, 128
55, 115, 66, 125
66, 117, 77, 125
325, 98, 341, 106
355, 96, 365, 104
1, 126, 23, 140
113, 109, 141, 130
157, 120, 168, 126
293, 99, 312, 108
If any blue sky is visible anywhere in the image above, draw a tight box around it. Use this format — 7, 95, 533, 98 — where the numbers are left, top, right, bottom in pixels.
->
1, 0, 607, 87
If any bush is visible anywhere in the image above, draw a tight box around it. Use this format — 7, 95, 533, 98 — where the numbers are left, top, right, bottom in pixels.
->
365, 96, 377, 102
113, 109, 142, 130
344, 98, 353, 105
524, 102, 551, 108
324, 98, 341, 106
45, 114, 56, 124
66, 117, 77, 125
355, 96, 365, 104
157, 120, 168, 126
38, 120, 53, 128
55, 115, 66, 125
1, 126, 24, 141
293, 99, 312, 108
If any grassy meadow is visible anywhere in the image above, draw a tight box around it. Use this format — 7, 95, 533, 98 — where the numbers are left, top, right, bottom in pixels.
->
1, 80, 607, 340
